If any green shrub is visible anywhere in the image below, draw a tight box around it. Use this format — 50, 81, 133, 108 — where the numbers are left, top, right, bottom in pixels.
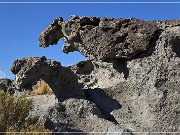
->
0, 91, 51, 134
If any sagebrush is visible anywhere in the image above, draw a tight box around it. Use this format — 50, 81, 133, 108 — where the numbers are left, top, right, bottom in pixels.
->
0, 91, 51, 134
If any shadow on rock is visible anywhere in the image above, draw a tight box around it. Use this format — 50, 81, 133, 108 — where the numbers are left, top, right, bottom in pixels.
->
85, 88, 122, 123
54, 67, 86, 102
131, 29, 163, 59
11, 56, 86, 101
45, 118, 86, 135
106, 58, 129, 80
72, 60, 94, 75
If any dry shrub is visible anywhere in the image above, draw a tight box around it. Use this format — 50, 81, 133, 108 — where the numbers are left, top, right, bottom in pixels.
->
0, 91, 51, 134
0, 91, 32, 132
33, 79, 53, 95
7, 122, 51, 135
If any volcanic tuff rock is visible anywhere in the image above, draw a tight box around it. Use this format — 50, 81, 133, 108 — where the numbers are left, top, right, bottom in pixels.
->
37, 16, 180, 134
11, 56, 85, 100
39, 15, 180, 61
45, 98, 131, 134
10, 56, 132, 134
1, 16, 180, 134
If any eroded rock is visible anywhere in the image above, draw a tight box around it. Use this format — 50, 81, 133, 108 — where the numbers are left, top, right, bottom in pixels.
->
68, 26, 180, 133
11, 56, 85, 100
11, 56, 61, 90
39, 16, 180, 61
4, 16, 180, 134
40, 23, 179, 133
45, 98, 131, 134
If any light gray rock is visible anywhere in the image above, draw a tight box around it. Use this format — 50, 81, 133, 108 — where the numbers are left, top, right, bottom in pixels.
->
45, 98, 131, 134
28, 94, 58, 120
73, 26, 180, 133
51, 25, 179, 133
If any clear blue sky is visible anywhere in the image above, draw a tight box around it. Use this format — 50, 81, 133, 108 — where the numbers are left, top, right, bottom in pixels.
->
0, 1, 180, 78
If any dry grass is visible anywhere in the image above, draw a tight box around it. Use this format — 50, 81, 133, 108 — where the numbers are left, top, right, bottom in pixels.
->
0, 91, 32, 132
7, 122, 51, 135
32, 79, 53, 95
0, 91, 51, 134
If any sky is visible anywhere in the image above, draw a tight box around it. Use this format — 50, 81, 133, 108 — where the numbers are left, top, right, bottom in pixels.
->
0, 1, 180, 79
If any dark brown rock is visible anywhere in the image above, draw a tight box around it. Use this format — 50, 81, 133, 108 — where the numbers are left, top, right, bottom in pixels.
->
39, 16, 180, 61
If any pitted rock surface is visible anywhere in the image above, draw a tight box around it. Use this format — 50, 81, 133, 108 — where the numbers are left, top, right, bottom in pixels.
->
45, 98, 131, 134
11, 56, 85, 100
39, 16, 180, 61
38, 16, 180, 133
67, 26, 180, 133
11, 56, 61, 90
2, 16, 180, 134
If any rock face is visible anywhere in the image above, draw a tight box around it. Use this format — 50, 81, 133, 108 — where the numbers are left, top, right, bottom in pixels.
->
37, 16, 180, 134
11, 56, 62, 92
39, 16, 180, 61
11, 56, 85, 100
45, 98, 131, 134
2, 16, 180, 134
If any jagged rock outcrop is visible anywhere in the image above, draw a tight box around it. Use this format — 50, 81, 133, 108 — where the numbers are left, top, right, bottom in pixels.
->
10, 57, 132, 133
37, 16, 180, 134
11, 56, 62, 90
1, 15, 179, 134
39, 15, 180, 61
11, 56, 85, 100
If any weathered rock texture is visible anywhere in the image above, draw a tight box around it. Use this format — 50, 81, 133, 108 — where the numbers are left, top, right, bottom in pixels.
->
11, 56, 85, 100
45, 98, 131, 134
37, 16, 180, 134
10, 57, 130, 134
2, 16, 179, 134
39, 15, 180, 61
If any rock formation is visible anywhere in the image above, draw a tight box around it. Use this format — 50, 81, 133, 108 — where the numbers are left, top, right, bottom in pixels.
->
38, 16, 180, 134
39, 15, 180, 61
11, 56, 85, 100
1, 16, 180, 134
